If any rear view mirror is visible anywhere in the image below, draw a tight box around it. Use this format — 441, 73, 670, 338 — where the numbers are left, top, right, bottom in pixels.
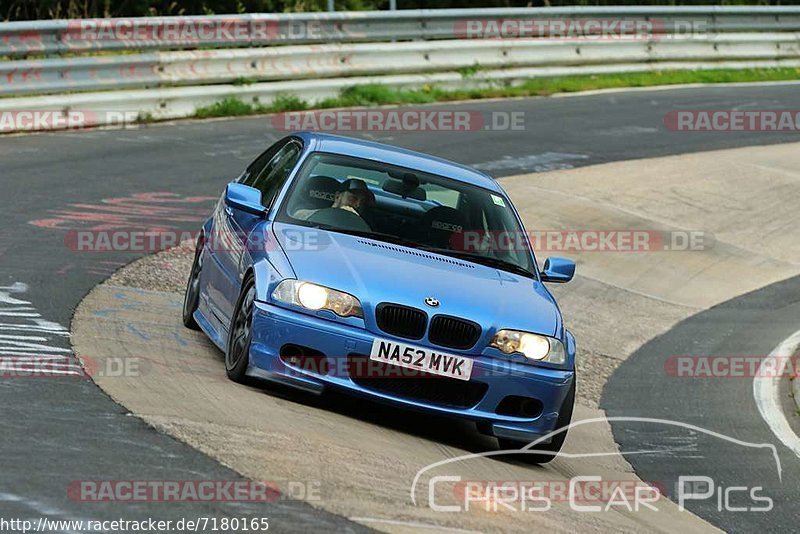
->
225, 183, 266, 217
382, 178, 426, 200
540, 257, 575, 283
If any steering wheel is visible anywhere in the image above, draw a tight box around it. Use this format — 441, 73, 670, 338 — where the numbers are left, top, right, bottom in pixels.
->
308, 208, 371, 232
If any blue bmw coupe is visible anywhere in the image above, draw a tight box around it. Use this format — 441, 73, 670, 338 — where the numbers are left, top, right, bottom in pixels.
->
183, 132, 577, 463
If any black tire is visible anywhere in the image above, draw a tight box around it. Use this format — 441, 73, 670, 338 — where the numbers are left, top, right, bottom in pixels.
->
225, 274, 256, 383
182, 234, 204, 330
498, 375, 576, 464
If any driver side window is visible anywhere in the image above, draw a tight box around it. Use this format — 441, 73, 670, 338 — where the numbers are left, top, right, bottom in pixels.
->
241, 138, 303, 208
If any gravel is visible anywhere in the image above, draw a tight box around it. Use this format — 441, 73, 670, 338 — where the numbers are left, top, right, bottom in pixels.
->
107, 241, 195, 293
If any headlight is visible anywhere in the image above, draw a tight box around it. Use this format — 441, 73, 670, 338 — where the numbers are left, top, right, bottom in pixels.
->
272, 280, 363, 318
490, 330, 566, 364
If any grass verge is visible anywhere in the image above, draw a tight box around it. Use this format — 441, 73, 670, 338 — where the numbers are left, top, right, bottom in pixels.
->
192, 67, 800, 119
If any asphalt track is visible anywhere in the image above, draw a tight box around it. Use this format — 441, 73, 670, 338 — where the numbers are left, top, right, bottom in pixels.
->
2, 83, 800, 529
603, 276, 800, 532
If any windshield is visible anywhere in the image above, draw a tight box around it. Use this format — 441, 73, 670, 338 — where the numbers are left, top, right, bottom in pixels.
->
275, 152, 536, 277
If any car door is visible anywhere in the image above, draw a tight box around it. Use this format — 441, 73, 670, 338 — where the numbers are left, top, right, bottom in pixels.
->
215, 137, 303, 322
203, 138, 284, 326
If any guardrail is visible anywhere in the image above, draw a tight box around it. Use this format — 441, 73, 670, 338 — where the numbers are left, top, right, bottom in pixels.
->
3, 7, 800, 57
3, 33, 799, 96
1, 7, 799, 132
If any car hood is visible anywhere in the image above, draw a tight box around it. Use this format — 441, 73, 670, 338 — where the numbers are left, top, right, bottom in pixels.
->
272, 223, 561, 337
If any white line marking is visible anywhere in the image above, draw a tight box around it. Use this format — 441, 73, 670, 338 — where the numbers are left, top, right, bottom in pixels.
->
0, 359, 78, 366
0, 334, 56, 341
0, 282, 29, 292
0, 326, 70, 335
0, 283, 30, 305
0, 283, 73, 377
0, 319, 69, 330
0, 347, 72, 356
0, 358, 80, 370
0, 347, 72, 353
0, 367, 83, 376
753, 329, 800, 458
0, 354, 74, 360
1, 365, 81, 372
0, 336, 71, 352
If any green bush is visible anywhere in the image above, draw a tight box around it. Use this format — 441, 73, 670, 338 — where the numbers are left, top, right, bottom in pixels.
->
190, 67, 800, 121
194, 97, 255, 118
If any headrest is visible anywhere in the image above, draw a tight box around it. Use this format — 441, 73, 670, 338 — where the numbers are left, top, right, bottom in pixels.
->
420, 206, 465, 248
303, 175, 340, 209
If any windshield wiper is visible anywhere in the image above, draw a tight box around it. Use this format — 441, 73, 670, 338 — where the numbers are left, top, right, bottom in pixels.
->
422, 248, 536, 278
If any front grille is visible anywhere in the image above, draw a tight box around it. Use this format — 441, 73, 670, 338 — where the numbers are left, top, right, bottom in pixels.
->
348, 354, 488, 409
376, 303, 427, 340
429, 315, 481, 350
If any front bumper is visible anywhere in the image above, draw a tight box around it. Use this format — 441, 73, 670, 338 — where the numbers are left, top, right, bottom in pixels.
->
248, 301, 575, 442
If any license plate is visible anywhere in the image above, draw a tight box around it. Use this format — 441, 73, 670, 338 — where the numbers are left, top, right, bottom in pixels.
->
369, 338, 473, 381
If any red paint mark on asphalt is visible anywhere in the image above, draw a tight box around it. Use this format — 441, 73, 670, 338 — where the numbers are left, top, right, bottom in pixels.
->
29, 192, 216, 232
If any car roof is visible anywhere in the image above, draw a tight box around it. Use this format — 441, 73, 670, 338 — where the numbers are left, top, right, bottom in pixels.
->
293, 132, 502, 193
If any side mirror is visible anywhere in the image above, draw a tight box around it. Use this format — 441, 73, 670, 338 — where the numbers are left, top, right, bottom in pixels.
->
540, 257, 575, 283
225, 183, 266, 217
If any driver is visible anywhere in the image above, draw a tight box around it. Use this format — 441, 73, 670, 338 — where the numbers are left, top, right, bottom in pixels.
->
294, 178, 374, 221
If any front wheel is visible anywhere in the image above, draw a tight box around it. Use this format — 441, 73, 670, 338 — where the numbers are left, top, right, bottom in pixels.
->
182, 235, 204, 330
498, 376, 576, 464
225, 274, 256, 383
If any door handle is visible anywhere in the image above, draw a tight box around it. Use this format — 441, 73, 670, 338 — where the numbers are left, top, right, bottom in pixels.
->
224, 206, 234, 217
